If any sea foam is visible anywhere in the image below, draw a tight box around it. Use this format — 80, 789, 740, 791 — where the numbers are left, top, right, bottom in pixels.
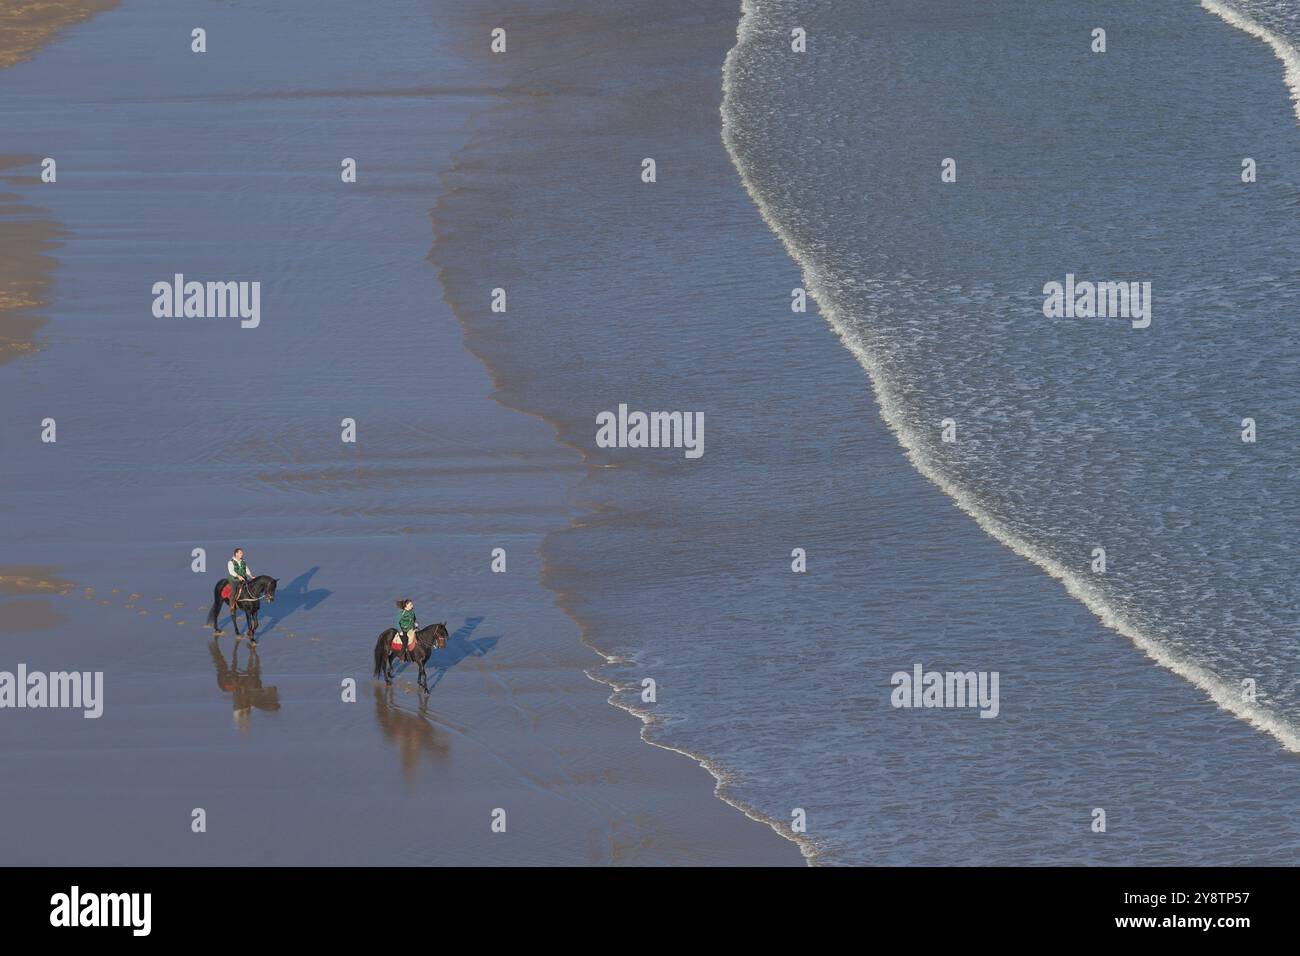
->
1201, 0, 1300, 125
721, 0, 1300, 754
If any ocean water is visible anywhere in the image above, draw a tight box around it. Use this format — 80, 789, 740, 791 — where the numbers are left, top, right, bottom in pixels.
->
436, 0, 1300, 864
724, 0, 1300, 753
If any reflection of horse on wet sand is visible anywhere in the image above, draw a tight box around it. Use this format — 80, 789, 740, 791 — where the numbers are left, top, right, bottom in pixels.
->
372, 685, 450, 784
209, 638, 280, 734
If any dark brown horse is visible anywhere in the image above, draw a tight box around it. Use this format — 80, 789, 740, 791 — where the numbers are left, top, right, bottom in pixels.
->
207, 574, 278, 644
373, 621, 448, 694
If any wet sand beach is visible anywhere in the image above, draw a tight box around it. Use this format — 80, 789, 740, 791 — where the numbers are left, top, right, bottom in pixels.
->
0, 1, 798, 865
7, 0, 1295, 871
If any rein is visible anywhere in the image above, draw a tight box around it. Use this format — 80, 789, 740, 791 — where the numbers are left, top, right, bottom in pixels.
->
231, 578, 272, 604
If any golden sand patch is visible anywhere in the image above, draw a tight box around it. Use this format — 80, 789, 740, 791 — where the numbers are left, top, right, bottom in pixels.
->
0, 157, 63, 366
0, 1, 119, 71
0, 565, 75, 596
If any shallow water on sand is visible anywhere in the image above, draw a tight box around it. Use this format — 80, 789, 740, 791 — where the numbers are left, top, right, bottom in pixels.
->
0, 0, 796, 865
434, 0, 1300, 864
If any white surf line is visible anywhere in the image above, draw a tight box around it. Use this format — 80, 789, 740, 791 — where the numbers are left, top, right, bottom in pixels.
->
720, 0, 1300, 755
583, 665, 821, 864
1201, 0, 1300, 124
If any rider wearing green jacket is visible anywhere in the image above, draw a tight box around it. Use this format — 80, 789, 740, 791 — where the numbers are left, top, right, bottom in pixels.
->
395, 599, 418, 654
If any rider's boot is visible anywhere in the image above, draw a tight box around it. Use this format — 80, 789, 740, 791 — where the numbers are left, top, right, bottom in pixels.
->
229, 583, 242, 631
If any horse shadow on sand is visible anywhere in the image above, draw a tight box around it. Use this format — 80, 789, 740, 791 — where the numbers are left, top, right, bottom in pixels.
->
253, 566, 331, 636
388, 616, 498, 692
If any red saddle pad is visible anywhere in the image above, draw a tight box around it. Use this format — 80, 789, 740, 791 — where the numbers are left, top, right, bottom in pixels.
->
221, 584, 232, 600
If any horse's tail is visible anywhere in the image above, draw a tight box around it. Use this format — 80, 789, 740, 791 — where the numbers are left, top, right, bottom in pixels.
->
373, 634, 388, 679
206, 579, 227, 627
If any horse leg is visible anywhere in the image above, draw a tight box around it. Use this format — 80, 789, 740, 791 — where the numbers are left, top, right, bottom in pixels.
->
418, 657, 428, 694
230, 600, 241, 636
384, 651, 393, 686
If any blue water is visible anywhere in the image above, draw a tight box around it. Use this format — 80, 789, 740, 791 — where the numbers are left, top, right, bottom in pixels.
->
434, 0, 1300, 864
725, 0, 1300, 752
